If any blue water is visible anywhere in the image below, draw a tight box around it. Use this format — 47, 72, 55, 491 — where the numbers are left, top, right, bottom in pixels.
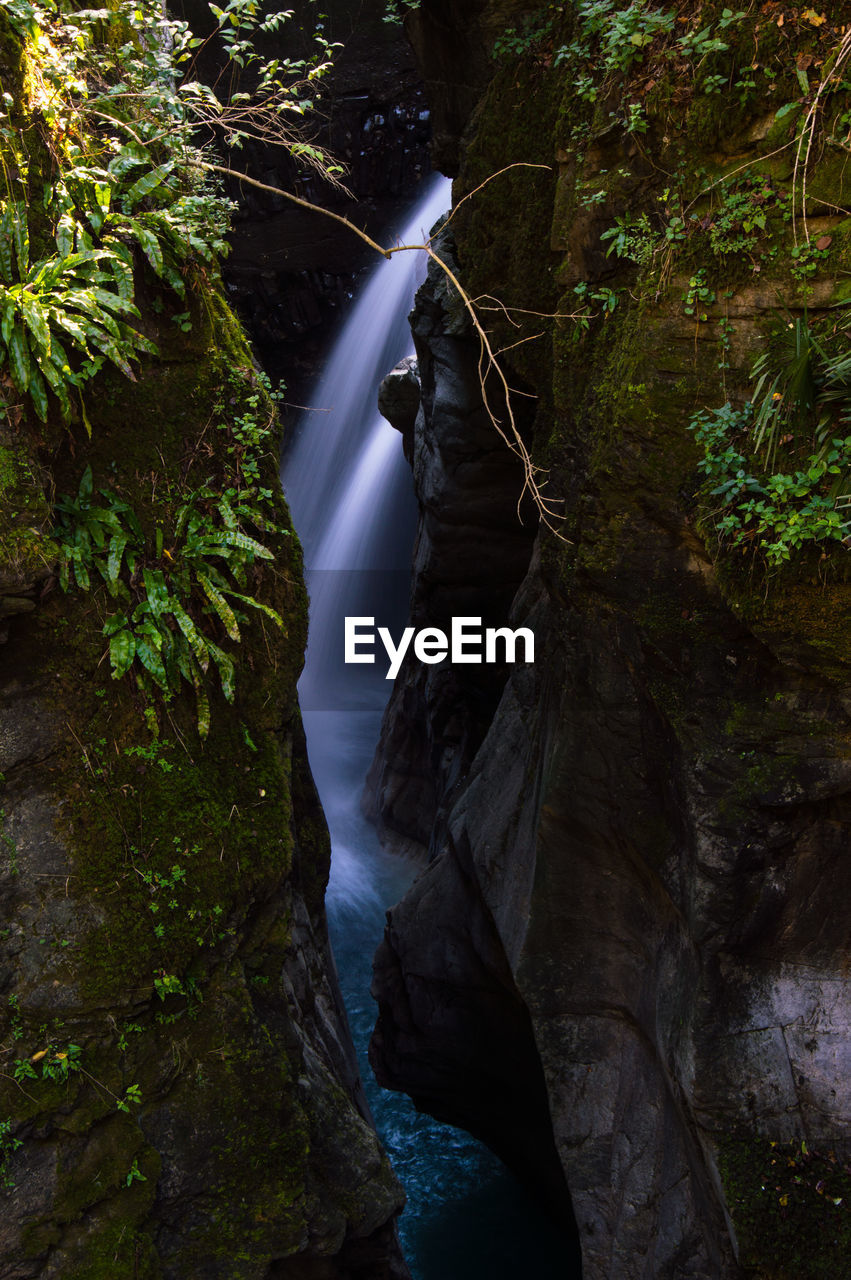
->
307, 706, 577, 1280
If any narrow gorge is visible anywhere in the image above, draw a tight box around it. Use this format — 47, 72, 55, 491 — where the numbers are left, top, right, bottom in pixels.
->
2, 2, 851, 1279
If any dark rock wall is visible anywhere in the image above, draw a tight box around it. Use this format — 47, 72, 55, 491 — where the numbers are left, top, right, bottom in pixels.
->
0, 14, 407, 1279
369, 3, 851, 1278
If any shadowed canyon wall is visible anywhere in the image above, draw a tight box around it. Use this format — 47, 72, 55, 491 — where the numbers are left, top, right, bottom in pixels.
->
369, 3, 851, 1277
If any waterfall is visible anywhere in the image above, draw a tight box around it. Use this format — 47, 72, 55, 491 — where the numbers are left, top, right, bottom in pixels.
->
281, 176, 575, 1279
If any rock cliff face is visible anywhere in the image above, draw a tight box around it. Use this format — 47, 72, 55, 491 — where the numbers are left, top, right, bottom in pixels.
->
370, 4, 851, 1278
0, 12, 406, 1278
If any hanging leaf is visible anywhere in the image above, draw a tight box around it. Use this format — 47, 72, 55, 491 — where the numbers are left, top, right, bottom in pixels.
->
0, 208, 14, 282
129, 223, 164, 277
143, 567, 171, 618
109, 629, 136, 678
193, 671, 211, 739
206, 639, 235, 703
8, 323, 31, 392
107, 533, 129, 592
229, 591, 286, 631
124, 163, 175, 211
135, 639, 170, 691
11, 201, 29, 277
40, 356, 73, 419
28, 363, 49, 422
198, 572, 241, 641
171, 601, 210, 672
201, 529, 274, 560
56, 211, 76, 258
21, 293, 51, 358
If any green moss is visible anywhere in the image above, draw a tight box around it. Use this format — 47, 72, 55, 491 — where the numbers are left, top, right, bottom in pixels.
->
0, 437, 58, 585
718, 1134, 851, 1279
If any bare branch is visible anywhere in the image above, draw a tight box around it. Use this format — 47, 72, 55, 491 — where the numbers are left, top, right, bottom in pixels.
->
205, 163, 568, 538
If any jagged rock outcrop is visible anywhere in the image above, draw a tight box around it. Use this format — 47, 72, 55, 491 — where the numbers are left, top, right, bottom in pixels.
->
369, 4, 851, 1278
364, 232, 538, 859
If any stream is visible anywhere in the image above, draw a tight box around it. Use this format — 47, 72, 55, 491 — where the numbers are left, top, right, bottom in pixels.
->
282, 176, 579, 1279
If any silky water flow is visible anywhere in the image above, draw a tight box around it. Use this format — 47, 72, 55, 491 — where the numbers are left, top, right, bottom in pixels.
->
281, 175, 575, 1278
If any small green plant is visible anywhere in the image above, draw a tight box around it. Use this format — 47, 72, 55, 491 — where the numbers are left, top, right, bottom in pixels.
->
125, 1158, 147, 1187
492, 8, 559, 61
600, 211, 656, 265
41, 1043, 83, 1083
54, 374, 287, 736
690, 311, 851, 568
153, 972, 186, 1001
0, 1118, 22, 1190
382, 0, 418, 23
790, 239, 832, 282
708, 176, 787, 259
117, 1083, 143, 1114
0, 784, 17, 876
690, 403, 851, 565
573, 281, 620, 331
7, 995, 23, 1041
682, 269, 716, 321
624, 101, 648, 133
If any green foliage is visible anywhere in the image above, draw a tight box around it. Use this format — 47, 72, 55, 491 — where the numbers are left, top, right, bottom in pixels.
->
54, 466, 286, 737
690, 309, 851, 567
690, 418, 851, 568
552, 0, 674, 79
53, 370, 287, 735
572, 280, 619, 332
682, 269, 716, 321
0, 1117, 22, 1190
750, 314, 851, 471
0, 0, 338, 424
14, 1041, 83, 1084
600, 210, 656, 265
382, 0, 418, 24
708, 175, 789, 259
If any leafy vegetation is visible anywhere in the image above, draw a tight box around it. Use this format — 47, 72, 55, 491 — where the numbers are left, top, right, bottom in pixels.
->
0, 1117, 21, 1190
54, 373, 287, 735
0, 0, 338, 425
690, 314, 851, 567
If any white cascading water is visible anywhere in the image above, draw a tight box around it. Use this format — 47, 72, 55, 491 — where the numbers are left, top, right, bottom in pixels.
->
281, 175, 573, 1280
